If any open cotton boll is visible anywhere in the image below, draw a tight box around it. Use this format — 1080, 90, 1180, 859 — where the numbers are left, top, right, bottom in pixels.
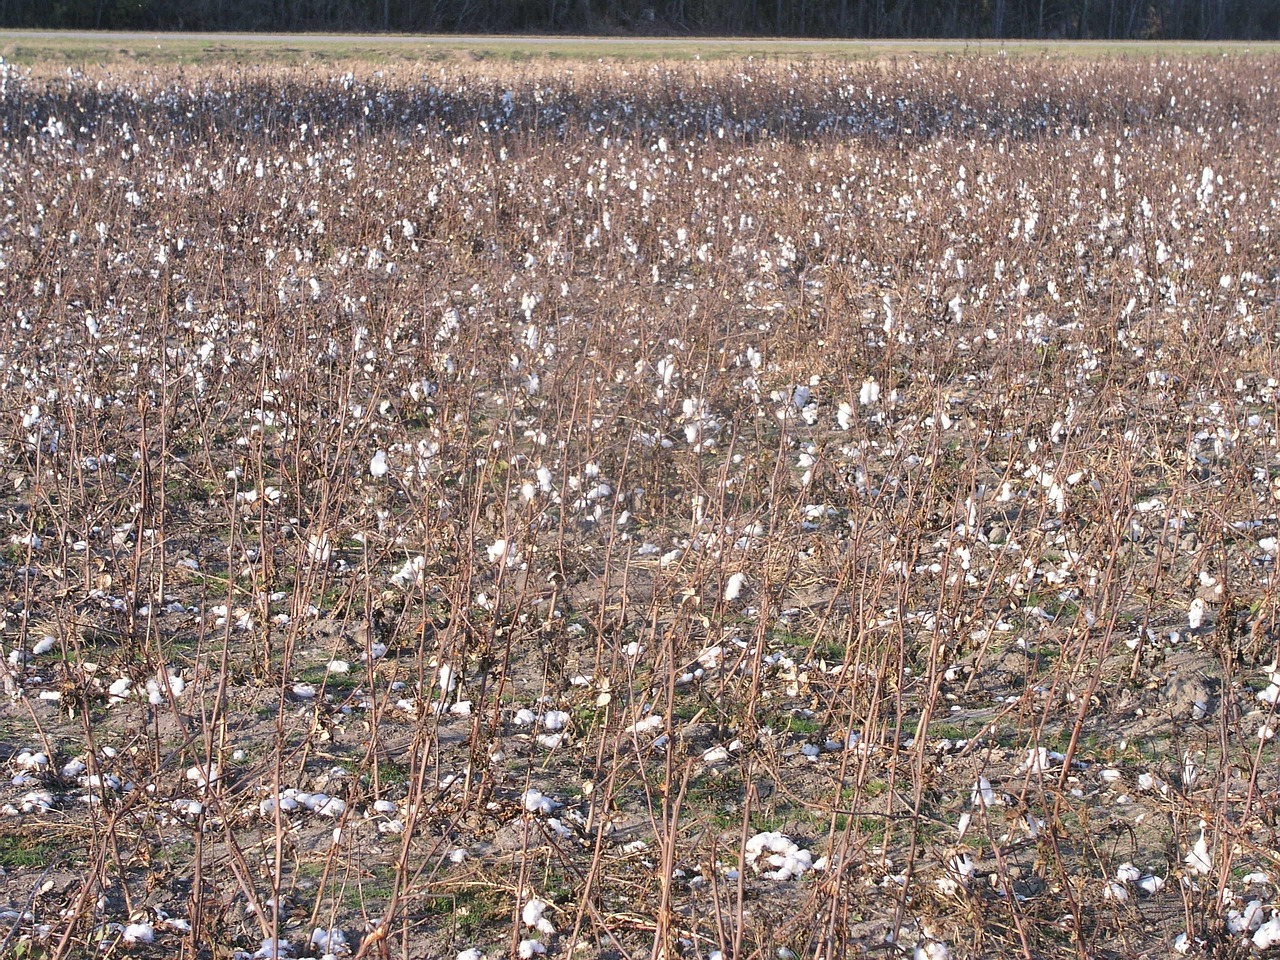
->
1242, 900, 1266, 932
517, 939, 546, 958
369, 450, 389, 478
307, 795, 346, 817
61, 758, 86, 779
108, 676, 132, 704
436, 663, 457, 693
31, 634, 56, 656
837, 401, 855, 430
252, 938, 291, 959
542, 710, 570, 732
1137, 874, 1164, 894
1184, 829, 1212, 876
744, 832, 813, 880
521, 789, 559, 815
310, 928, 348, 955
487, 539, 514, 566
1188, 597, 1207, 629
457, 950, 484, 960
1115, 863, 1141, 883
913, 940, 951, 960
626, 714, 663, 735
185, 764, 220, 790
1103, 881, 1128, 902
122, 922, 154, 944
723, 572, 748, 602
521, 898, 555, 933
1254, 913, 1280, 949
15, 750, 48, 771
971, 777, 996, 808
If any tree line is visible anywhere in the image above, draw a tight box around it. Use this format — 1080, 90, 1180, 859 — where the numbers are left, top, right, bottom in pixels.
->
3, 0, 1277, 39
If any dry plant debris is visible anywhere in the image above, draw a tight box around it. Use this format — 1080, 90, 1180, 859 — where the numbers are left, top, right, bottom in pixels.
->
0, 52, 1279, 960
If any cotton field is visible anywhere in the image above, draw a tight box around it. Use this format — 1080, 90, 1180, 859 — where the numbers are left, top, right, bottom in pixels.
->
1, 52, 1279, 959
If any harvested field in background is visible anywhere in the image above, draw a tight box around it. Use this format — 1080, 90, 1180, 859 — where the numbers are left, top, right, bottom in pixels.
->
1, 53, 1280, 960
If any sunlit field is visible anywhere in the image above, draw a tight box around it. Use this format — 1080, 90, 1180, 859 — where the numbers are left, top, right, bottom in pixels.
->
1, 51, 1280, 960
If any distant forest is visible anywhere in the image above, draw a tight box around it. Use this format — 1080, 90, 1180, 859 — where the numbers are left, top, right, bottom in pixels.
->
2, 0, 1277, 39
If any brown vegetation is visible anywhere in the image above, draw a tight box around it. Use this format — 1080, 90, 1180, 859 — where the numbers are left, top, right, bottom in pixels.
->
1, 54, 1279, 960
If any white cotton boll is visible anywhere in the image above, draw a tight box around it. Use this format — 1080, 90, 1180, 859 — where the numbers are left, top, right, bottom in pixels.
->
313, 796, 346, 817
1260, 537, 1278, 556
1184, 829, 1212, 876
626, 714, 663, 735
61, 758, 86, 779
32, 635, 56, 655
21, 790, 54, 813
913, 940, 952, 960
513, 708, 536, 727
369, 450, 389, 478
542, 710, 570, 732
1137, 874, 1164, 894
702, 746, 730, 765
457, 951, 484, 960
1020, 747, 1055, 774
517, 941, 546, 959
744, 832, 814, 880
1182, 752, 1199, 788
122, 923, 154, 944
108, 677, 132, 703
521, 898, 549, 930
956, 812, 972, 839
310, 929, 348, 954
724, 572, 747, 602
971, 777, 996, 808
487, 539, 517, 566
253, 938, 291, 959
437, 663, 457, 693
952, 853, 976, 880
521, 789, 559, 815
1115, 863, 1141, 883
536, 466, 554, 493
186, 764, 220, 789
15, 751, 48, 771
1188, 597, 1207, 630
837, 402, 855, 430
1254, 914, 1280, 949
859, 379, 880, 407
1103, 881, 1129, 902
1242, 900, 1266, 931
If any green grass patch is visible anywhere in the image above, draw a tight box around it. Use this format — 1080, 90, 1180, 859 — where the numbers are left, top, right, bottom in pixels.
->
0, 833, 61, 869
